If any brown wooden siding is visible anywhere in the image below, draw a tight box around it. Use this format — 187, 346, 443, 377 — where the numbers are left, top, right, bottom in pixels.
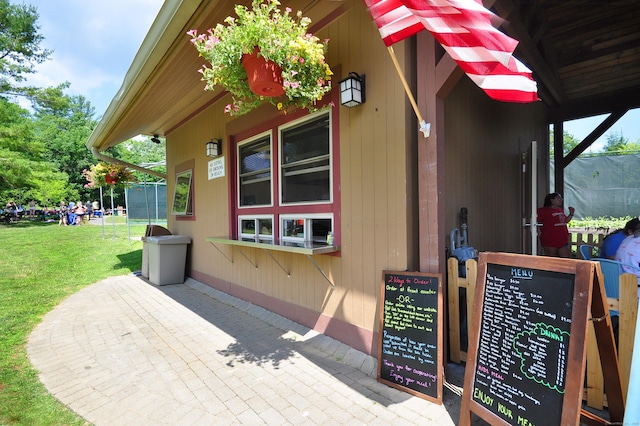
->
443, 77, 547, 254
165, 0, 416, 354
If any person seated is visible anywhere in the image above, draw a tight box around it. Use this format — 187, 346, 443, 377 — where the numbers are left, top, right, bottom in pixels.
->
600, 218, 640, 259
615, 218, 640, 295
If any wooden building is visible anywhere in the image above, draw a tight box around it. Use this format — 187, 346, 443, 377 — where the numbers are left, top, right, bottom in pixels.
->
87, 0, 640, 357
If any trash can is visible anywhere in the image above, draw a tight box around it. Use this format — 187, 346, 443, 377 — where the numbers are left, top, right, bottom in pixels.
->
141, 225, 173, 278
146, 235, 191, 285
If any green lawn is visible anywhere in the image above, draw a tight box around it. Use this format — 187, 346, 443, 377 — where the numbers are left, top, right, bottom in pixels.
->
0, 220, 147, 425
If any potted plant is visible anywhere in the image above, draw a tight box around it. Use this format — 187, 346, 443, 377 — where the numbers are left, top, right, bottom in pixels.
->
83, 162, 137, 188
187, 0, 333, 116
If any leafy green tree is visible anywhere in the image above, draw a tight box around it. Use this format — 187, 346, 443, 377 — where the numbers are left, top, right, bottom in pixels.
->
112, 136, 166, 181
603, 130, 640, 154
549, 129, 580, 157
0, 98, 38, 195
0, 0, 51, 97
32, 84, 98, 201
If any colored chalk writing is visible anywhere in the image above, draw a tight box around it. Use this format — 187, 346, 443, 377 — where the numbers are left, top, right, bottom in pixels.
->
378, 271, 442, 403
472, 263, 574, 426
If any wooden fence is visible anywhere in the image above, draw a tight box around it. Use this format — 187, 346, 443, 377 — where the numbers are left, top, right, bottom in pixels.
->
568, 227, 609, 256
447, 256, 638, 410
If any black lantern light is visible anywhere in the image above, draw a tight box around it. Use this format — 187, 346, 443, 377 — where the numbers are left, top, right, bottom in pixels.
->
339, 72, 366, 107
206, 138, 222, 157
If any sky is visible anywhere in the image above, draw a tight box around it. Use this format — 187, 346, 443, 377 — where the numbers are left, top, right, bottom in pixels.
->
20, 0, 164, 118
563, 109, 640, 153
17, 0, 640, 148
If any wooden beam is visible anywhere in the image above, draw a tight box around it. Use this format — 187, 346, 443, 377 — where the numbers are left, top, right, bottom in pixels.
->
549, 87, 640, 122
416, 32, 447, 274
490, 0, 565, 105
559, 109, 627, 167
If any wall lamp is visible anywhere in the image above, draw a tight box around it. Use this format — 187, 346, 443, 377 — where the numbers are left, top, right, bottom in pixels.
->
206, 138, 222, 157
339, 72, 366, 107
151, 134, 161, 144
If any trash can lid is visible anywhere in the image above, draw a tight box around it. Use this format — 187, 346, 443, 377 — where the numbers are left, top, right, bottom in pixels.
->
145, 235, 191, 245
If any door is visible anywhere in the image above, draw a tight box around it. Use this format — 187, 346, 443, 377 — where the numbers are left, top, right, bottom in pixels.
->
521, 141, 538, 255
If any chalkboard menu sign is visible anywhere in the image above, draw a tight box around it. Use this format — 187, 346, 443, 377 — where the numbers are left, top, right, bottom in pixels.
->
460, 253, 594, 426
475, 263, 574, 425
378, 271, 443, 403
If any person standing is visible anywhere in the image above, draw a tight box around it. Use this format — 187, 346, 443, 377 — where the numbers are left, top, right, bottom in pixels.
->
58, 201, 68, 226
29, 200, 36, 220
537, 192, 575, 258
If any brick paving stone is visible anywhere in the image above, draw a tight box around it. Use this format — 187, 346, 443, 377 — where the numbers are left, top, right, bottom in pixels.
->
27, 275, 469, 425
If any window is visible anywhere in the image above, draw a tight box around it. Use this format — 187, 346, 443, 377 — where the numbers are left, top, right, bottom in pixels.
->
281, 215, 332, 244
239, 215, 274, 243
233, 110, 338, 245
172, 169, 193, 215
280, 114, 330, 204
238, 135, 272, 207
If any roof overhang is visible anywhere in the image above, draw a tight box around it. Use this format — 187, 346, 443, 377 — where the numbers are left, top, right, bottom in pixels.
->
86, 0, 349, 153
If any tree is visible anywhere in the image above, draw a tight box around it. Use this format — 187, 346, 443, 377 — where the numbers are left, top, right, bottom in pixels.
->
112, 136, 166, 181
603, 130, 640, 154
0, 0, 51, 97
32, 84, 98, 201
0, 97, 76, 205
549, 129, 580, 157
0, 97, 39, 194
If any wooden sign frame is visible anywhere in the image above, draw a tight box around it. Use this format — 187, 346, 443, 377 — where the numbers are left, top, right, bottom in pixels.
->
459, 252, 623, 426
377, 270, 443, 404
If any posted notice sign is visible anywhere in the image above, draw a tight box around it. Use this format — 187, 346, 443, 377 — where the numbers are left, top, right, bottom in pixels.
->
208, 157, 225, 180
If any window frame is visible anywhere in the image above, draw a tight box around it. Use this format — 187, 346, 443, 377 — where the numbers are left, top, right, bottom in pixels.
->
278, 112, 332, 206
228, 86, 340, 249
237, 131, 273, 209
238, 214, 275, 243
280, 213, 333, 244
174, 159, 196, 221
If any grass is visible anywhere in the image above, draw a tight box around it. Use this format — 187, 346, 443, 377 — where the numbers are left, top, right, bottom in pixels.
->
570, 216, 634, 230
0, 219, 147, 425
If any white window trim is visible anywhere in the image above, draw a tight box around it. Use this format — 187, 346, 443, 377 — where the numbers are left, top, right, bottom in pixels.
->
237, 131, 274, 210
280, 213, 333, 243
238, 215, 275, 243
278, 110, 333, 206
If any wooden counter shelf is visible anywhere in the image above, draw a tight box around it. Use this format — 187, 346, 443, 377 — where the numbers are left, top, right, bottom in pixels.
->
205, 237, 339, 288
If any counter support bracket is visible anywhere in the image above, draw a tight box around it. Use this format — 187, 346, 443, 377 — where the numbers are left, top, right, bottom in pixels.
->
263, 249, 290, 277
238, 247, 258, 269
205, 237, 339, 287
305, 254, 335, 288
208, 241, 234, 264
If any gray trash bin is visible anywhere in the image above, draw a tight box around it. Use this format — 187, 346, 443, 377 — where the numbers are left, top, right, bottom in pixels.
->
146, 235, 191, 285
141, 226, 173, 279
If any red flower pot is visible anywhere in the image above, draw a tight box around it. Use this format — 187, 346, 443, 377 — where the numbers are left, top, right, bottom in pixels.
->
241, 47, 285, 97
105, 175, 118, 185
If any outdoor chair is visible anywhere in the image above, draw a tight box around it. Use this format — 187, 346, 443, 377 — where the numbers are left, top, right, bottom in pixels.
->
580, 244, 599, 260
596, 258, 640, 317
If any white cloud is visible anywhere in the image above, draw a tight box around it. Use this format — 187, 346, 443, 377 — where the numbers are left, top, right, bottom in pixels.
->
23, 0, 164, 115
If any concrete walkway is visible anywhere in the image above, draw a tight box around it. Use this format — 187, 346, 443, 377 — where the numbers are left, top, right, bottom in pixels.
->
28, 275, 473, 425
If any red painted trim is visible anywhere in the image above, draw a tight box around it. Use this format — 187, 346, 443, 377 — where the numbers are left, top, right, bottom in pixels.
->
190, 270, 376, 356
175, 159, 196, 221
226, 85, 342, 246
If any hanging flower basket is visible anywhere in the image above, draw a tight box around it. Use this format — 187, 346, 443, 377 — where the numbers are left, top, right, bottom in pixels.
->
187, 0, 333, 116
242, 47, 285, 97
83, 162, 137, 188
105, 174, 118, 185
